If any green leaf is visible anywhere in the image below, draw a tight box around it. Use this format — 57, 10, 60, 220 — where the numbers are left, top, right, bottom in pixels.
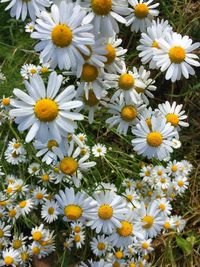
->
176, 236, 193, 255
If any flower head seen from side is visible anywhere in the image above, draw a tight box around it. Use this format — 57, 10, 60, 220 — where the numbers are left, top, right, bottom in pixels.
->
154, 32, 200, 82
126, 0, 159, 33
82, 0, 130, 37
131, 115, 177, 160
9, 72, 83, 143
31, 1, 94, 70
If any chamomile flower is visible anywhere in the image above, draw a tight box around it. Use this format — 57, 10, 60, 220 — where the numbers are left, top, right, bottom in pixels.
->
106, 95, 146, 135
132, 115, 177, 160
82, 0, 130, 37
171, 215, 186, 232
28, 162, 40, 175
10, 72, 83, 143
7, 138, 25, 155
135, 237, 153, 255
1, 0, 50, 21
4, 148, 26, 165
25, 22, 35, 33
1, 96, 11, 110
0, 222, 12, 239
71, 222, 85, 234
31, 1, 94, 70
137, 19, 172, 68
172, 139, 181, 149
126, 0, 159, 33
156, 198, 172, 215
20, 64, 39, 80
12, 234, 27, 250
41, 200, 59, 223
71, 231, 85, 249
38, 62, 51, 74
87, 190, 128, 234
55, 187, 97, 222
173, 176, 189, 194
37, 171, 55, 186
155, 175, 170, 190
0, 248, 20, 266
7, 206, 20, 222
166, 160, 181, 176
154, 32, 200, 82
90, 235, 109, 256
18, 199, 34, 216
92, 143, 107, 157
124, 188, 140, 209
32, 187, 48, 205
156, 101, 189, 130
76, 133, 87, 144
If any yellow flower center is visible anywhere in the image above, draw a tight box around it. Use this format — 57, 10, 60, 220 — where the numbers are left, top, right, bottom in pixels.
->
81, 63, 99, 82
98, 204, 113, 220
21, 252, 29, 261
13, 239, 22, 249
169, 46, 186, 64
105, 44, 116, 64
126, 195, 133, 202
0, 229, 4, 238
30, 69, 37, 74
159, 204, 166, 211
48, 207, 55, 215
32, 247, 40, 255
83, 90, 99, 106
6, 187, 13, 194
34, 99, 59, 122
40, 67, 49, 74
115, 250, 123, 259
152, 41, 160, 49
74, 226, 81, 233
171, 165, 177, 172
13, 142, 21, 149
4, 256, 14, 266
142, 215, 154, 229
2, 98, 10, 106
121, 105, 137, 121
51, 24, 73, 47
164, 222, 170, 229
145, 171, 150, 176
166, 113, 179, 126
59, 157, 78, 175
19, 200, 27, 208
118, 73, 135, 90
113, 262, 120, 267
91, 0, 112, 15
178, 180, 184, 187
142, 242, 149, 249
36, 193, 43, 199
147, 132, 163, 147
41, 174, 49, 182
146, 118, 152, 129
47, 139, 58, 150
136, 182, 142, 189
74, 234, 81, 242
134, 3, 149, 18
0, 201, 7, 206
12, 152, 19, 158
32, 231, 42, 241
135, 87, 145, 93
64, 205, 83, 220
117, 221, 133, 237
129, 263, 136, 267
9, 209, 16, 217
97, 242, 105, 250
160, 177, 166, 183
157, 170, 163, 175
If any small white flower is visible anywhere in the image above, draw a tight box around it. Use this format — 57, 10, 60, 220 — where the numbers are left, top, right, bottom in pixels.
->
92, 143, 107, 157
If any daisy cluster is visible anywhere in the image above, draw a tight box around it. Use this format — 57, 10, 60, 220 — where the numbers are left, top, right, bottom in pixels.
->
0, 0, 199, 266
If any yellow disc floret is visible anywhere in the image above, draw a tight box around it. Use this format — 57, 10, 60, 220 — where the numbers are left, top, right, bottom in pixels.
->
147, 132, 163, 147
83, 90, 99, 106
97, 242, 106, 250
118, 73, 135, 90
134, 3, 149, 18
105, 44, 116, 64
48, 207, 55, 215
4, 256, 14, 266
34, 99, 59, 122
98, 204, 113, 220
2, 98, 10, 106
91, 0, 112, 15
121, 105, 137, 121
142, 215, 154, 229
117, 221, 133, 237
64, 205, 83, 220
152, 41, 160, 49
81, 63, 99, 82
166, 113, 179, 126
51, 24, 73, 47
32, 231, 42, 241
169, 46, 186, 64
59, 157, 78, 175
47, 139, 58, 150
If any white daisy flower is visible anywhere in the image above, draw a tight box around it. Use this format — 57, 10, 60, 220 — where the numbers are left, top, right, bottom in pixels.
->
132, 201, 166, 238
41, 200, 59, 223
7, 206, 20, 222
126, 0, 159, 33
135, 237, 153, 255
82, 0, 130, 37
1, 96, 11, 109
9, 72, 83, 143
170, 215, 186, 233
106, 95, 146, 135
63, 238, 73, 251
124, 188, 140, 209
71, 231, 85, 249
76, 133, 87, 143
138, 107, 154, 129
179, 160, 193, 175
154, 32, 200, 82
25, 22, 35, 33
38, 62, 52, 75
0, 248, 20, 266
71, 222, 85, 234
28, 162, 40, 175
104, 36, 127, 74
173, 176, 189, 194
166, 160, 181, 176
137, 19, 172, 68
7, 138, 25, 155
4, 148, 26, 165
1, 0, 50, 21
155, 175, 171, 190
55, 187, 97, 222
172, 139, 181, 149
0, 71, 6, 83
86, 190, 128, 234
32, 187, 48, 205
20, 64, 40, 80
18, 199, 34, 216
31, 1, 94, 70
131, 115, 177, 160
155, 198, 172, 215
151, 165, 167, 180
12, 234, 27, 250
0, 222, 12, 239
156, 101, 189, 130
90, 235, 109, 256
37, 171, 55, 186
92, 143, 107, 157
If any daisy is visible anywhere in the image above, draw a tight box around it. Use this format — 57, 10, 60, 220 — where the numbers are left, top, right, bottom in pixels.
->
55, 187, 97, 222
32, 187, 48, 205
166, 160, 181, 176
20, 64, 39, 80
106, 95, 146, 135
170, 215, 186, 233
9, 72, 83, 143
25, 22, 35, 33
1, 0, 50, 21
18, 246, 31, 266
104, 36, 127, 74
126, 0, 159, 33
63, 238, 73, 251
135, 237, 153, 255
124, 188, 141, 209
28, 162, 40, 175
0, 222, 12, 239
86, 190, 128, 234
18, 199, 34, 216
82, 0, 130, 37
12, 234, 27, 250
12, 179, 30, 197
76, 133, 87, 144
92, 143, 107, 157
30, 224, 47, 242
41, 200, 59, 223
132, 201, 166, 238
90, 259, 112, 267
71, 222, 85, 234
4, 148, 26, 165
1, 96, 11, 110
155, 198, 172, 215
71, 231, 85, 249
154, 32, 200, 82
132, 66, 157, 104
7, 138, 25, 155
0, 248, 20, 266
137, 19, 172, 68
37, 171, 55, 186
90, 235, 109, 256
7, 206, 20, 222
173, 176, 189, 194
131, 115, 177, 160
155, 175, 171, 190
172, 138, 181, 149
31, 1, 94, 70
156, 101, 189, 130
